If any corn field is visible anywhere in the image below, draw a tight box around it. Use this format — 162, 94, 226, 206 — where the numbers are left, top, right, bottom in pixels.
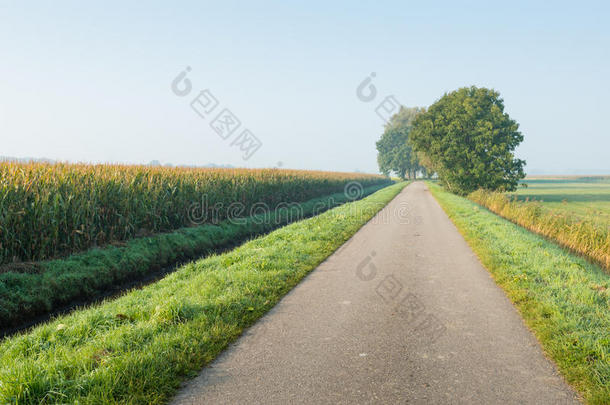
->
0, 162, 389, 265
469, 189, 610, 271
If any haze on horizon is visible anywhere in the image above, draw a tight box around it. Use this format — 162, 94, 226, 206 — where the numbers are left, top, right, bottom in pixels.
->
1, 1, 608, 175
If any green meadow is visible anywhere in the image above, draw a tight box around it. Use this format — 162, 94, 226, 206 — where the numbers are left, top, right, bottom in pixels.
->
515, 176, 610, 226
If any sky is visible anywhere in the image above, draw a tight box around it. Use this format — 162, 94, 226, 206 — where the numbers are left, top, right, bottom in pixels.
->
1, 0, 608, 174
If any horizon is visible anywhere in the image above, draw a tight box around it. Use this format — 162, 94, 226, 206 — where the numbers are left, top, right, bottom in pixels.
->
2, 154, 610, 177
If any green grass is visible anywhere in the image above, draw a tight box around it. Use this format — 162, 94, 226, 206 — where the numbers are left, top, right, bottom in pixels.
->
0, 183, 389, 329
0, 182, 407, 404
429, 182, 610, 404
516, 177, 610, 226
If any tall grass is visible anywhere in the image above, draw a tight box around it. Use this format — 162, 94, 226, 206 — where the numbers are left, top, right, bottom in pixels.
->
469, 189, 610, 271
0, 162, 388, 265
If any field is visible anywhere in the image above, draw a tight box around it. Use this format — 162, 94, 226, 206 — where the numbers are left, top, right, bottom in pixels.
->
0, 183, 407, 404
469, 176, 610, 270
516, 177, 610, 225
0, 183, 389, 330
0, 162, 389, 266
0, 163, 392, 331
429, 183, 609, 404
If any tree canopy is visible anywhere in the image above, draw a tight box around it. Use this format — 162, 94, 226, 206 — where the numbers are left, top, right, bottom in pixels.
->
410, 86, 525, 194
375, 106, 424, 179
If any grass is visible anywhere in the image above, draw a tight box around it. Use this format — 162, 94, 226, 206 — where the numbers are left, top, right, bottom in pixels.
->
516, 177, 610, 226
0, 182, 407, 404
0, 183, 389, 330
469, 177, 610, 270
428, 182, 610, 404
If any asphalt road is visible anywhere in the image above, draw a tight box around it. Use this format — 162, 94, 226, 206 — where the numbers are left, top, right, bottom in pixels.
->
172, 181, 580, 404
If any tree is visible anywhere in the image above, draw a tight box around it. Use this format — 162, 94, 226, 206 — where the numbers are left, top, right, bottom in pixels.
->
376, 107, 424, 179
415, 151, 434, 178
410, 86, 525, 194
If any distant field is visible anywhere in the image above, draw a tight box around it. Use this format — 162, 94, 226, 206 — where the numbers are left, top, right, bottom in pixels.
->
515, 176, 610, 226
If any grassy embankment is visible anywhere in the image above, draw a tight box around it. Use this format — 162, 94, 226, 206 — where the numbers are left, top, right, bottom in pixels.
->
469, 177, 610, 270
0, 182, 407, 404
429, 183, 609, 404
0, 183, 389, 330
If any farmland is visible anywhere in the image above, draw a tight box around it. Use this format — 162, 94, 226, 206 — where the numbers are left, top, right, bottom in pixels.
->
469, 176, 610, 270
0, 163, 392, 330
4, 1, 609, 403
0, 182, 408, 404
0, 162, 390, 266
515, 176, 610, 226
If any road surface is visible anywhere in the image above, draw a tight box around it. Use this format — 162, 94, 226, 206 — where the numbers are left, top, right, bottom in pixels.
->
172, 181, 580, 404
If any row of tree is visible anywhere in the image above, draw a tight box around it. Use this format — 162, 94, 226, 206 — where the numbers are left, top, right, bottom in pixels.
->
376, 86, 526, 195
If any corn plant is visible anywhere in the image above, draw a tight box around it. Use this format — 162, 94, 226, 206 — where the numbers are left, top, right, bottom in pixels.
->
0, 162, 389, 265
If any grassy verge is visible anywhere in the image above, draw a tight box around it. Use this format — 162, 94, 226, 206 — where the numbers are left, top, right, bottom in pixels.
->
0, 182, 407, 404
469, 189, 610, 271
0, 183, 390, 330
428, 183, 609, 404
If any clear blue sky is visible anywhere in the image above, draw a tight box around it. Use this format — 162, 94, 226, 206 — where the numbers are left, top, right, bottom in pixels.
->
1, 1, 608, 174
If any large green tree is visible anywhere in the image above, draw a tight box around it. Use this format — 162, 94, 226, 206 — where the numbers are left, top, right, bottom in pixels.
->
376, 107, 424, 179
410, 86, 525, 194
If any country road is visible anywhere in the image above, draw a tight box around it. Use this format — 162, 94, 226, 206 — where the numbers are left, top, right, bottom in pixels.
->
172, 182, 580, 404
